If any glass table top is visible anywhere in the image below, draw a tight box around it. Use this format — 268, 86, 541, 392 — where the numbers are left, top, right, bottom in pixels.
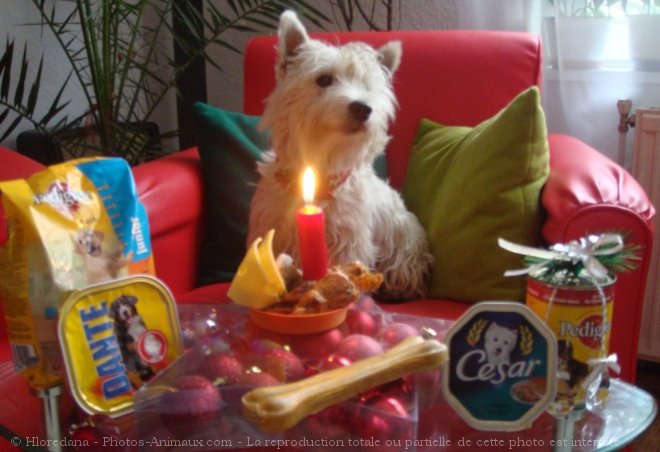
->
0, 302, 656, 451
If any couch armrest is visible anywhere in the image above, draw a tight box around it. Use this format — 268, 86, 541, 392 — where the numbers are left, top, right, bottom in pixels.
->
542, 133, 655, 382
133, 147, 205, 297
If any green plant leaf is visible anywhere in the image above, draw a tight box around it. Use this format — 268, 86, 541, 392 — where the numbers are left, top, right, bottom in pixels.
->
0, 116, 23, 142
0, 40, 15, 101
26, 58, 44, 114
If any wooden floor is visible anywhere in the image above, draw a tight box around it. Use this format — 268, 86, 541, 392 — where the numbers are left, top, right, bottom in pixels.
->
632, 360, 660, 451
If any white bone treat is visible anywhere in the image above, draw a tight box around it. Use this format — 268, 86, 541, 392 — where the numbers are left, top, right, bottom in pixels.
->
242, 335, 447, 432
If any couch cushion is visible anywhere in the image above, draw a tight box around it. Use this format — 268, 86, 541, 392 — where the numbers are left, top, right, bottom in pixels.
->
193, 103, 269, 286
402, 87, 549, 303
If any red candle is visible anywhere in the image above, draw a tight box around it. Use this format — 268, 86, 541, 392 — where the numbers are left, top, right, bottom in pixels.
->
296, 167, 328, 280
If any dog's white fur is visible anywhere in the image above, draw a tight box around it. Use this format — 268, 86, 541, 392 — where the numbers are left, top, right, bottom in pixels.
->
484, 322, 518, 365
248, 11, 433, 299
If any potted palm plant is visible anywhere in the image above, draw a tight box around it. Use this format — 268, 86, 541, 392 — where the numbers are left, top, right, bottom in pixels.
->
0, 0, 327, 165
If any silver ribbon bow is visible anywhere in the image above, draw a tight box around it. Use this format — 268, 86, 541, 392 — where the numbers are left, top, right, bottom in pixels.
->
582, 354, 621, 391
498, 233, 624, 282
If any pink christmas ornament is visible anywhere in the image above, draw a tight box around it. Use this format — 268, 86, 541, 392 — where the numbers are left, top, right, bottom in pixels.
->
378, 322, 419, 348
335, 334, 383, 362
159, 374, 221, 438
201, 352, 244, 385
258, 348, 305, 382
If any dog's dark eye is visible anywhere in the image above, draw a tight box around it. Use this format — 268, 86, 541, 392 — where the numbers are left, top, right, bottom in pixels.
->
316, 74, 333, 87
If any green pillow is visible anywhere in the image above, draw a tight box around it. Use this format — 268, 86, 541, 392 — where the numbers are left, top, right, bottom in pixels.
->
402, 87, 549, 303
193, 102, 269, 285
193, 102, 389, 285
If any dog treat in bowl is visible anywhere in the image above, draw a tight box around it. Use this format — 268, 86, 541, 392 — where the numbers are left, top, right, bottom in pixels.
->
228, 231, 383, 333
229, 230, 383, 313
248, 263, 382, 334
272, 262, 383, 314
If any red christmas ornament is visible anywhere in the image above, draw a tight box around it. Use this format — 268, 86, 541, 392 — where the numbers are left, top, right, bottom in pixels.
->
353, 396, 412, 449
223, 370, 281, 406
378, 322, 419, 348
345, 309, 377, 336
237, 371, 280, 387
319, 353, 353, 371
289, 328, 344, 360
335, 334, 383, 362
201, 352, 244, 385
69, 415, 126, 452
258, 348, 305, 382
301, 405, 350, 440
70, 425, 110, 452
247, 338, 283, 355
159, 374, 221, 438
402, 369, 441, 408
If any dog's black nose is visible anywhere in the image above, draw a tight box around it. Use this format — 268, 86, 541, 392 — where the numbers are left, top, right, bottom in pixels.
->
349, 101, 372, 123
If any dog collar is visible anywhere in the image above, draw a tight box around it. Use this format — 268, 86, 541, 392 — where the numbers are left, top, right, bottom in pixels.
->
274, 168, 352, 200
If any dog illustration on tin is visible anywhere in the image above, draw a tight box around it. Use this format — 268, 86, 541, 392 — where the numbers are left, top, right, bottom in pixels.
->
109, 295, 155, 387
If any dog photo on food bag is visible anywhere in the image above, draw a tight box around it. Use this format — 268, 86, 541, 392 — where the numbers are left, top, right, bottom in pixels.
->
73, 229, 133, 285
248, 11, 433, 300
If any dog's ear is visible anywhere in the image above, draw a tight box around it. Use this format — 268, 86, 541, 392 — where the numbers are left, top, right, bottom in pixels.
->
378, 41, 402, 76
277, 11, 309, 77
125, 295, 138, 306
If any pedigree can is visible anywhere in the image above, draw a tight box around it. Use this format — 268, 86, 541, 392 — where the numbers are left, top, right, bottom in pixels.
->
526, 275, 615, 414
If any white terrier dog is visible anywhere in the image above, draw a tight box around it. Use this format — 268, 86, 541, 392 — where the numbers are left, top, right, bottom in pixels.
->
248, 11, 433, 299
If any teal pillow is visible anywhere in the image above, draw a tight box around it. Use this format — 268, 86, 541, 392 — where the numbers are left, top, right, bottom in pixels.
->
193, 103, 269, 285
193, 102, 389, 285
402, 87, 549, 303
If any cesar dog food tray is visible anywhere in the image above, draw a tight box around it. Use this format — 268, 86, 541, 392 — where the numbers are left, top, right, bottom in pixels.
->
59, 275, 182, 417
0, 157, 157, 390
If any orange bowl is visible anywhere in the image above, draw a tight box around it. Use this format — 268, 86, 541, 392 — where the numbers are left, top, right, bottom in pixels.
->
249, 307, 349, 335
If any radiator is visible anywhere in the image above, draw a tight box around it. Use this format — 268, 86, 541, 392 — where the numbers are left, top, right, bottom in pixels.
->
632, 108, 660, 362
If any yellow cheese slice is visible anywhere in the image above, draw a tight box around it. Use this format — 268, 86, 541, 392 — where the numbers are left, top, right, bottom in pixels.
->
227, 230, 285, 309
258, 229, 286, 297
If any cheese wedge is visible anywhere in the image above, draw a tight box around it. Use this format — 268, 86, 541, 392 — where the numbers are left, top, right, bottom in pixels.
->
228, 229, 286, 309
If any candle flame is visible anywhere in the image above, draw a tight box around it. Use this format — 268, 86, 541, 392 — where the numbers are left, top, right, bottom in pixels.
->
302, 167, 316, 204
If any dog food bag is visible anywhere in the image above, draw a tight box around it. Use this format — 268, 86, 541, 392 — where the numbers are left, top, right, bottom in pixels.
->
59, 275, 182, 416
0, 157, 155, 389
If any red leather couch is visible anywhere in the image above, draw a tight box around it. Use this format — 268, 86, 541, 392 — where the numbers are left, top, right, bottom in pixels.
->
0, 30, 655, 445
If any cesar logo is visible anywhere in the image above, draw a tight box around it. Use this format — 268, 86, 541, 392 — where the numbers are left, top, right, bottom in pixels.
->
456, 321, 540, 385
33, 182, 92, 214
443, 302, 557, 431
